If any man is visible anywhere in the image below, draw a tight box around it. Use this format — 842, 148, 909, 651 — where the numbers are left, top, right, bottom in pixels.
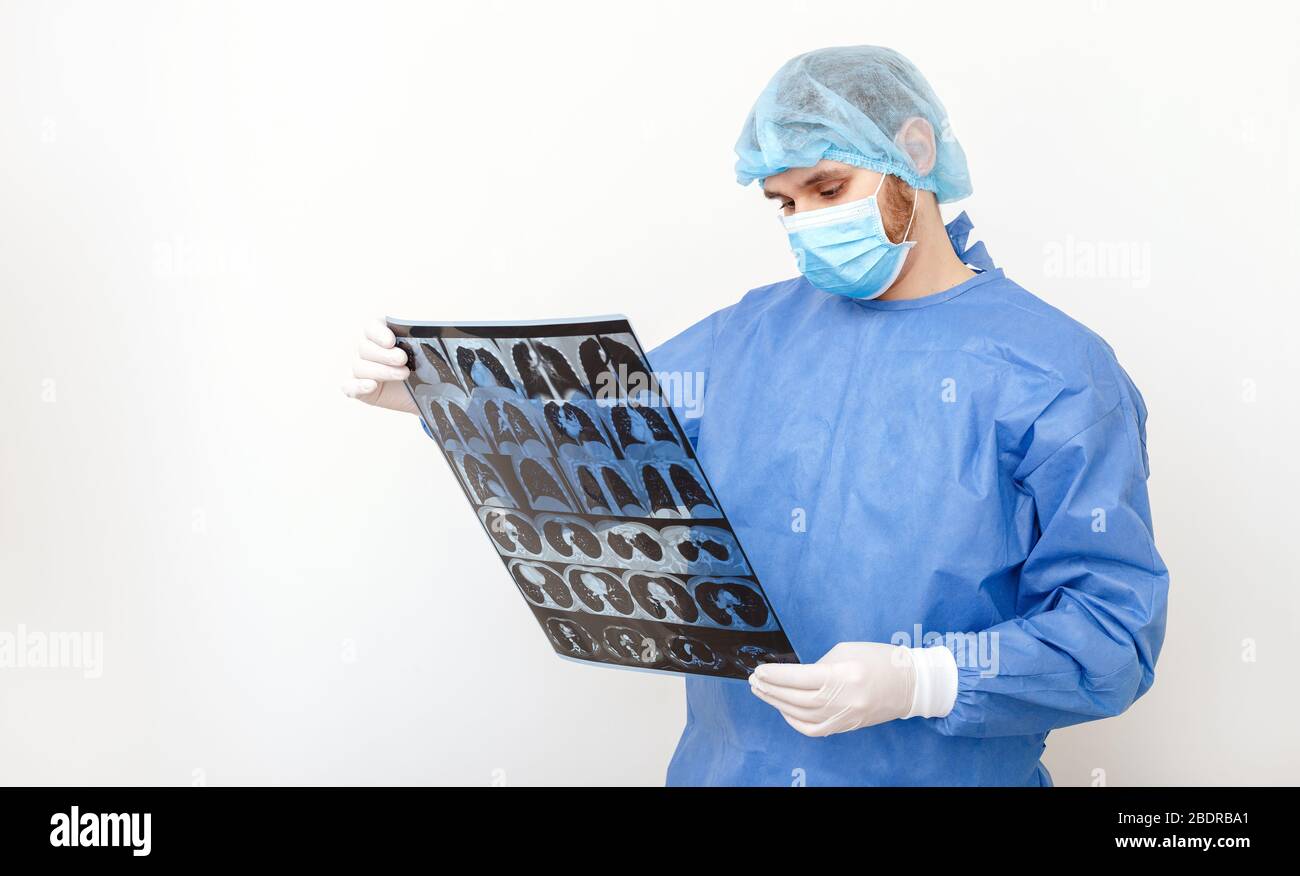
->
345, 46, 1169, 786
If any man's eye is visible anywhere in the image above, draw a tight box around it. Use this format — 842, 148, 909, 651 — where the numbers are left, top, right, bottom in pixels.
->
820, 185, 844, 198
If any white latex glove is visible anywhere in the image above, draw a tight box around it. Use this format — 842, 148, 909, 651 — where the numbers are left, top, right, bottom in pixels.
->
341, 319, 417, 415
749, 642, 957, 737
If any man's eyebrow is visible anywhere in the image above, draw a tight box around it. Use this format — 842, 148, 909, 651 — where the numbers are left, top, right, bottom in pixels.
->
800, 168, 852, 187
763, 168, 853, 199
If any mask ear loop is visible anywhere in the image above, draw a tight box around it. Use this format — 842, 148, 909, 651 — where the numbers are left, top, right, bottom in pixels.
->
900, 182, 919, 244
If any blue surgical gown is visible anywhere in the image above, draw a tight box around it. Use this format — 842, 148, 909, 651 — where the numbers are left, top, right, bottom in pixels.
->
647, 228, 1169, 786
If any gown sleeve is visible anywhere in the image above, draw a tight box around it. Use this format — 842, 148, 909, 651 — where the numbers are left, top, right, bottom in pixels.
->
932, 345, 1170, 738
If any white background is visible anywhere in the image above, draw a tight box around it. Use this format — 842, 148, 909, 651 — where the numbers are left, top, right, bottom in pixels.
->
2, 0, 1297, 785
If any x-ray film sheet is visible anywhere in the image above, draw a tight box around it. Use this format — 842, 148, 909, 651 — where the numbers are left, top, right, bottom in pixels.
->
388, 314, 799, 680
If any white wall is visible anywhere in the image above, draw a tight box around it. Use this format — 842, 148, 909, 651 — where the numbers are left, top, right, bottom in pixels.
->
1, 0, 1296, 785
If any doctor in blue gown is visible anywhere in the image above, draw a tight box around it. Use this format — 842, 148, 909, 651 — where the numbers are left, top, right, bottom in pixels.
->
648, 46, 1169, 786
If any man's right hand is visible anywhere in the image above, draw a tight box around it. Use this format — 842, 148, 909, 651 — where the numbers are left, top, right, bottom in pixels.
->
341, 319, 418, 415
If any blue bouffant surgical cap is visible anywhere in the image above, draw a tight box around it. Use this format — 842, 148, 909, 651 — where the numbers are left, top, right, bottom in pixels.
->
735, 45, 972, 203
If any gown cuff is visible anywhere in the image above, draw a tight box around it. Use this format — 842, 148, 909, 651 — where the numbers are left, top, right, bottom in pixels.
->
904, 645, 959, 719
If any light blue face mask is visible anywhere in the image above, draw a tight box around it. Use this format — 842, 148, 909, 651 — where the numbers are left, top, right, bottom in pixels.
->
781, 173, 917, 300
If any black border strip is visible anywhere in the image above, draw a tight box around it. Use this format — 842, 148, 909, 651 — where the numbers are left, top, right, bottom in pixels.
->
394, 319, 632, 339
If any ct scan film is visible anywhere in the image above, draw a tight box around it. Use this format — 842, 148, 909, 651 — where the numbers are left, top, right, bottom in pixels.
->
389, 314, 799, 680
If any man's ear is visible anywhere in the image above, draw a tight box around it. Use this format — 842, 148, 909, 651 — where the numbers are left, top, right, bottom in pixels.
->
894, 117, 937, 176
